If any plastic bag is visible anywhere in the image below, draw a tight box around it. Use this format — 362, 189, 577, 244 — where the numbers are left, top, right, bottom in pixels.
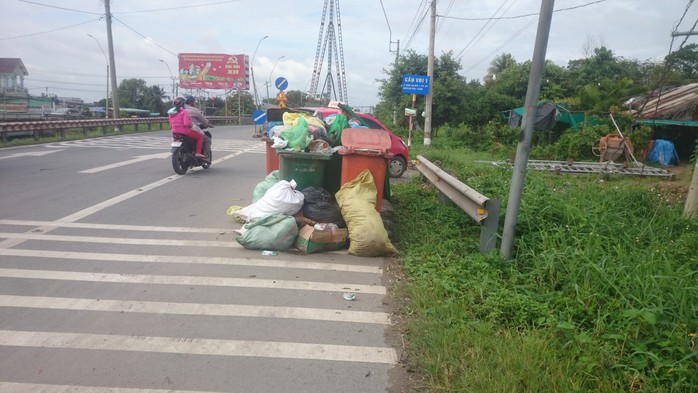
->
327, 114, 348, 147
252, 170, 279, 202
271, 136, 287, 149
301, 186, 346, 228
335, 170, 397, 257
233, 179, 304, 223
281, 117, 311, 150
236, 213, 298, 250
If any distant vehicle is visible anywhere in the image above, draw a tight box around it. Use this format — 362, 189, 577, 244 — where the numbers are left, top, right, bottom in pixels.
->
45, 108, 82, 120
299, 106, 410, 177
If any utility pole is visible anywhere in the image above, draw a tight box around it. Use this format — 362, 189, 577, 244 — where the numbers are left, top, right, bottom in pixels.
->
500, 0, 555, 259
104, 0, 119, 118
671, 31, 698, 218
686, 160, 698, 219
424, 0, 436, 146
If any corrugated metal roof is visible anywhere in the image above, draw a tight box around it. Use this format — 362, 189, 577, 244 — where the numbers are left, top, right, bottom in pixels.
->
0, 58, 28, 75
635, 83, 698, 120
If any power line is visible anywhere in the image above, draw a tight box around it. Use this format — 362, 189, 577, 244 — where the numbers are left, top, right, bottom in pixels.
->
26, 79, 106, 87
462, 17, 537, 75
440, 0, 607, 21
0, 18, 101, 40
402, 0, 428, 50
404, 4, 430, 51
454, 0, 517, 60
113, 0, 243, 14
111, 16, 177, 57
436, 0, 455, 34
18, 0, 102, 15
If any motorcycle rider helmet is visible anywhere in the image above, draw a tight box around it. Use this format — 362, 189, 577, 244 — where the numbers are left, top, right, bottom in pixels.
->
184, 95, 196, 105
173, 96, 186, 108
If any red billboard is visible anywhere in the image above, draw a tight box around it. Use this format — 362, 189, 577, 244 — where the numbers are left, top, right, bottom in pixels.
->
178, 53, 249, 90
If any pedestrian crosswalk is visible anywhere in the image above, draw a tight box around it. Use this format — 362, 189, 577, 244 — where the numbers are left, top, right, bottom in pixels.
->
43, 135, 266, 153
0, 219, 397, 392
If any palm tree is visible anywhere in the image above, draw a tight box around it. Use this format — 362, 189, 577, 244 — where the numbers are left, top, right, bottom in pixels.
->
485, 53, 517, 85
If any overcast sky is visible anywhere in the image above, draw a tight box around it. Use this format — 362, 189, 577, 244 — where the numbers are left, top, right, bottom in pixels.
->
1, 0, 696, 108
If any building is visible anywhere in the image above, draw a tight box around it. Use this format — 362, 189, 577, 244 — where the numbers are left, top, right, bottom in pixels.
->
0, 58, 28, 94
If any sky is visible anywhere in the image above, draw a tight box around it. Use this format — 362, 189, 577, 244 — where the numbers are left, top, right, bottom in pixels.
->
1, 0, 696, 109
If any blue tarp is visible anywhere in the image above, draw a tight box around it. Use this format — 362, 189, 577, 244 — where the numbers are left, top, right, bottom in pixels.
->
646, 139, 679, 166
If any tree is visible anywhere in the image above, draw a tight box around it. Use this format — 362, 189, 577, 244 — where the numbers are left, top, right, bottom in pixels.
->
485, 53, 517, 86
118, 79, 149, 109
664, 43, 698, 83
116, 79, 169, 114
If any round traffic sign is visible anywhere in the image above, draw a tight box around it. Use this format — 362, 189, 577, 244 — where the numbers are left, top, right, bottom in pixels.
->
275, 77, 289, 91
252, 109, 266, 125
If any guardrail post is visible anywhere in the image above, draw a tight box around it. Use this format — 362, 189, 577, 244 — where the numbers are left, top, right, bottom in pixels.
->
480, 199, 500, 253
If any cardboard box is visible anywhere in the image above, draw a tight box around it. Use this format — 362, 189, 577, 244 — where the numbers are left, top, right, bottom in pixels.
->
294, 224, 348, 254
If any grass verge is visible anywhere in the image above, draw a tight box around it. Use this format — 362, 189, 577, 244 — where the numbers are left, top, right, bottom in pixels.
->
391, 145, 697, 392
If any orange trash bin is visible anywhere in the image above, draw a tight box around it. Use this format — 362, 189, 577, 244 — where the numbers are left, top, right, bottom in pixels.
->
262, 136, 279, 175
338, 128, 393, 211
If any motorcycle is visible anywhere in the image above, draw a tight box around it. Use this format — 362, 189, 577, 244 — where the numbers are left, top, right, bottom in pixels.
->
171, 126, 213, 175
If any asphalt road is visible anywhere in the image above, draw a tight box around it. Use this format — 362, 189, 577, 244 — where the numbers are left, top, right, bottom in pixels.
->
0, 126, 400, 392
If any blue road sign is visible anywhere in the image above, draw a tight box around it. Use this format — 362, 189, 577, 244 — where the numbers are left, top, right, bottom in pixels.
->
252, 109, 266, 125
401, 74, 430, 95
275, 77, 289, 91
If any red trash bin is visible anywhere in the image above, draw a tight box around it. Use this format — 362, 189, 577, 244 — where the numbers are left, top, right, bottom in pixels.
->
338, 128, 392, 211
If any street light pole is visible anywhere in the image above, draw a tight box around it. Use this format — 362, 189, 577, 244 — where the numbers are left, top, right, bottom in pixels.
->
250, 35, 268, 110
87, 34, 109, 118
267, 55, 285, 102
159, 60, 176, 100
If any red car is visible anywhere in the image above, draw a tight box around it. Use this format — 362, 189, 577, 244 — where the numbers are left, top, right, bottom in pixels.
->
299, 107, 410, 177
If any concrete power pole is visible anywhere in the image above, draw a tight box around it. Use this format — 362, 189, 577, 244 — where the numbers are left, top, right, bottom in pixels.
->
686, 160, 698, 219
105, 0, 120, 119
500, 0, 555, 259
424, 0, 436, 146
671, 31, 698, 219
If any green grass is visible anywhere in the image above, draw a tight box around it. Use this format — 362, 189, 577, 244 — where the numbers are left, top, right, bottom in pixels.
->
392, 143, 697, 392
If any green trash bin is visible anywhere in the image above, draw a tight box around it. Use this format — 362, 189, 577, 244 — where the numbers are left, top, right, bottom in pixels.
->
277, 150, 331, 191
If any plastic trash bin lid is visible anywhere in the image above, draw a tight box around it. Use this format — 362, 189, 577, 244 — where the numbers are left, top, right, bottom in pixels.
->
340, 128, 391, 152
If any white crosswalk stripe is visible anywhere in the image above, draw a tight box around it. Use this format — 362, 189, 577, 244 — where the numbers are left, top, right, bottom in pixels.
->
43, 135, 266, 153
0, 219, 396, 392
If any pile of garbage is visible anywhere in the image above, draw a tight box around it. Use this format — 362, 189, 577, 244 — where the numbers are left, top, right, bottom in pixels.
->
228, 169, 397, 257
267, 109, 367, 152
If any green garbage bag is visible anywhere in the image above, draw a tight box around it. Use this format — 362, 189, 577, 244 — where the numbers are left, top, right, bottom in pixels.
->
327, 114, 348, 147
236, 213, 298, 250
252, 170, 279, 202
281, 117, 310, 150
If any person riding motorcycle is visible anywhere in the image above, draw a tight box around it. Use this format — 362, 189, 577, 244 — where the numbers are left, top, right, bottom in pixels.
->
168, 96, 206, 159
184, 95, 212, 157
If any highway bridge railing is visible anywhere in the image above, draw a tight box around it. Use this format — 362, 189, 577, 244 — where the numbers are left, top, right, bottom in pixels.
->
0, 116, 246, 143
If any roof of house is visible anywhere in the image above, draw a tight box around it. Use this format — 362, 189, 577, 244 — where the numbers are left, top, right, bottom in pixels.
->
632, 83, 698, 120
0, 58, 28, 75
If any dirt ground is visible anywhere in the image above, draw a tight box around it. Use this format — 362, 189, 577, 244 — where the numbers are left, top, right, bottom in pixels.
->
657, 162, 694, 204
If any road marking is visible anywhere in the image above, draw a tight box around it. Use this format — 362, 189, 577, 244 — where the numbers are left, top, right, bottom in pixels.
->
0, 268, 387, 294
0, 219, 230, 234
79, 152, 172, 173
0, 295, 390, 324
0, 330, 398, 364
0, 149, 246, 251
0, 232, 240, 248
0, 382, 215, 393
0, 149, 64, 161
0, 249, 382, 274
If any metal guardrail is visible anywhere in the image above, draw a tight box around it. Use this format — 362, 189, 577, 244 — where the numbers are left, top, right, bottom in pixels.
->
415, 155, 501, 253
0, 116, 244, 143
